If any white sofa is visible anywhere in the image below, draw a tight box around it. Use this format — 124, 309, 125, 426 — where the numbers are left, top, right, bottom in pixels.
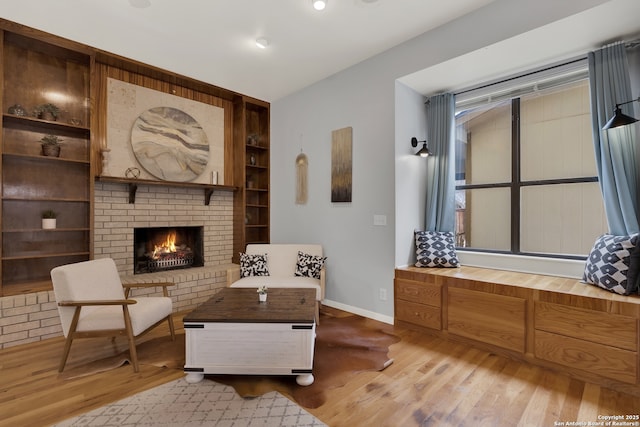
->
227, 244, 325, 322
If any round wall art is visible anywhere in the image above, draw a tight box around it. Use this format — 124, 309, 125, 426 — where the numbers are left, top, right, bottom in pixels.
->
131, 106, 209, 182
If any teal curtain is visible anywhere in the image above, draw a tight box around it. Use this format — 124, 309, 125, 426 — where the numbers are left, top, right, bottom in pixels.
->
588, 42, 639, 235
425, 93, 456, 232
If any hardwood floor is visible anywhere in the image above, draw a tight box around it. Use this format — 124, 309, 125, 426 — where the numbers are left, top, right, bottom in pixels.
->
1, 308, 637, 427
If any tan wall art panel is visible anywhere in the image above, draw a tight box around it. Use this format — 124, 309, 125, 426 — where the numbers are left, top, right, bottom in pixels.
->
331, 127, 352, 203
104, 78, 225, 184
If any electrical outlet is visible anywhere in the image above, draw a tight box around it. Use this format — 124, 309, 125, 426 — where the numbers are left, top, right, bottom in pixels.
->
379, 288, 387, 301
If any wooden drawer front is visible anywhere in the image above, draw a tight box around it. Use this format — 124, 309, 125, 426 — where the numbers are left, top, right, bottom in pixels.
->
394, 268, 437, 284
535, 330, 637, 384
394, 279, 441, 307
448, 288, 526, 353
396, 300, 441, 330
535, 302, 638, 352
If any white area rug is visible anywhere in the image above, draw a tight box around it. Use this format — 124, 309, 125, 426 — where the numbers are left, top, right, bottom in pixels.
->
53, 377, 327, 426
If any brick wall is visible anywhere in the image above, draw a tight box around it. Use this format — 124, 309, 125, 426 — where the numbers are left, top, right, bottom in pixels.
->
0, 182, 235, 349
94, 181, 234, 274
0, 291, 60, 348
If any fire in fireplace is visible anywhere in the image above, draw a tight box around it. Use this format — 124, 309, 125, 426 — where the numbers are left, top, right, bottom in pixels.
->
134, 226, 204, 274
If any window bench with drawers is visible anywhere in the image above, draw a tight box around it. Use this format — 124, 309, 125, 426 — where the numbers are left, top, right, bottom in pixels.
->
394, 265, 640, 396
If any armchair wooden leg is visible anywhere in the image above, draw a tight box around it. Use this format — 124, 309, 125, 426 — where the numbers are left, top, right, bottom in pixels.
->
122, 306, 139, 373
127, 333, 139, 373
167, 315, 176, 341
58, 335, 75, 373
59, 306, 82, 373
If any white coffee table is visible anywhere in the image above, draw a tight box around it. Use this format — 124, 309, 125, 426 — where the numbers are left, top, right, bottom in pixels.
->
183, 287, 316, 386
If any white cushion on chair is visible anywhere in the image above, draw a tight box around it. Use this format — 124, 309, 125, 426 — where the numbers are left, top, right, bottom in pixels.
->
128, 297, 173, 335
74, 297, 172, 336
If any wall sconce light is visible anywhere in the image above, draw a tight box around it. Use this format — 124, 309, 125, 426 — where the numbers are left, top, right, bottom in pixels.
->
312, 0, 327, 10
411, 137, 432, 157
602, 97, 640, 130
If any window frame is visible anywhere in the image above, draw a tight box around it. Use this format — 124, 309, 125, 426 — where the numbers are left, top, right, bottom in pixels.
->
454, 97, 599, 261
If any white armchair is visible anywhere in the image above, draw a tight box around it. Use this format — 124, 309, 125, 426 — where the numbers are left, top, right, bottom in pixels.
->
51, 258, 175, 373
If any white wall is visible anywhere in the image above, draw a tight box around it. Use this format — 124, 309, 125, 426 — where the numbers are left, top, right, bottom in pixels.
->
271, 0, 614, 320
394, 82, 428, 268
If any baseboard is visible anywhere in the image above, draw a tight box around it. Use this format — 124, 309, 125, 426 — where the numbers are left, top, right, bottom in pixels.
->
322, 299, 394, 325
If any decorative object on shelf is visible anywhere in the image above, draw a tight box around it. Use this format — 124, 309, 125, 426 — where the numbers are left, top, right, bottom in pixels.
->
125, 167, 141, 179
40, 134, 63, 157
41, 209, 57, 229
68, 118, 82, 126
247, 179, 255, 189
7, 104, 27, 116
210, 170, 218, 185
131, 106, 209, 182
247, 134, 259, 146
257, 285, 268, 302
100, 147, 111, 174
331, 126, 353, 203
33, 103, 60, 121
296, 152, 308, 205
249, 153, 256, 165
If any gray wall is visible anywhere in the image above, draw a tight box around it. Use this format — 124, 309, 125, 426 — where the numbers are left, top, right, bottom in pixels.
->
270, 0, 614, 321
394, 81, 428, 269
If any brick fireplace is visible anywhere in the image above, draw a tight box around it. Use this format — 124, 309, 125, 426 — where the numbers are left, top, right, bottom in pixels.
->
94, 182, 233, 274
94, 181, 235, 312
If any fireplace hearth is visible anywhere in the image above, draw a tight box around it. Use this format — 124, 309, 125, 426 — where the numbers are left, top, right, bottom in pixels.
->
134, 226, 204, 274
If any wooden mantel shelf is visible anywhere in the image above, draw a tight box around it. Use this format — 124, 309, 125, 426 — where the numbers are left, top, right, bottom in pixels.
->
96, 176, 237, 205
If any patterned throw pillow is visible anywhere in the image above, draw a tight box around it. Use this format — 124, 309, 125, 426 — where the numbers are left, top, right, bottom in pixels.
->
583, 234, 639, 296
239, 253, 269, 277
414, 230, 460, 268
295, 251, 327, 279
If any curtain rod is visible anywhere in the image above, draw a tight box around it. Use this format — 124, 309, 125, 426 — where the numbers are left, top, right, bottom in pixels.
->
454, 57, 586, 98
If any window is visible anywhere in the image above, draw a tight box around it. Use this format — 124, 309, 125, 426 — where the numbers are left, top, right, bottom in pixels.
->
454, 61, 608, 259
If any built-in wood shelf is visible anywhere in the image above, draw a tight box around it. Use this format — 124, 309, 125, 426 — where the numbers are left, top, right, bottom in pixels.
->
1, 26, 93, 297
3, 153, 90, 165
96, 176, 237, 205
2, 113, 91, 134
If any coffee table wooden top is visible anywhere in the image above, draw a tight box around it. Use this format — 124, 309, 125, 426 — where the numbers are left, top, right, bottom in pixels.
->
183, 287, 316, 324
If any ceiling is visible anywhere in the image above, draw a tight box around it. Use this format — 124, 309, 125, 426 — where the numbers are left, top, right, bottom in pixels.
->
1, 0, 639, 103
0, 0, 495, 101
400, 0, 640, 98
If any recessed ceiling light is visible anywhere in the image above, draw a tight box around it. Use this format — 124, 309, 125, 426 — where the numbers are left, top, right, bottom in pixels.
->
312, 0, 327, 11
255, 37, 270, 49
